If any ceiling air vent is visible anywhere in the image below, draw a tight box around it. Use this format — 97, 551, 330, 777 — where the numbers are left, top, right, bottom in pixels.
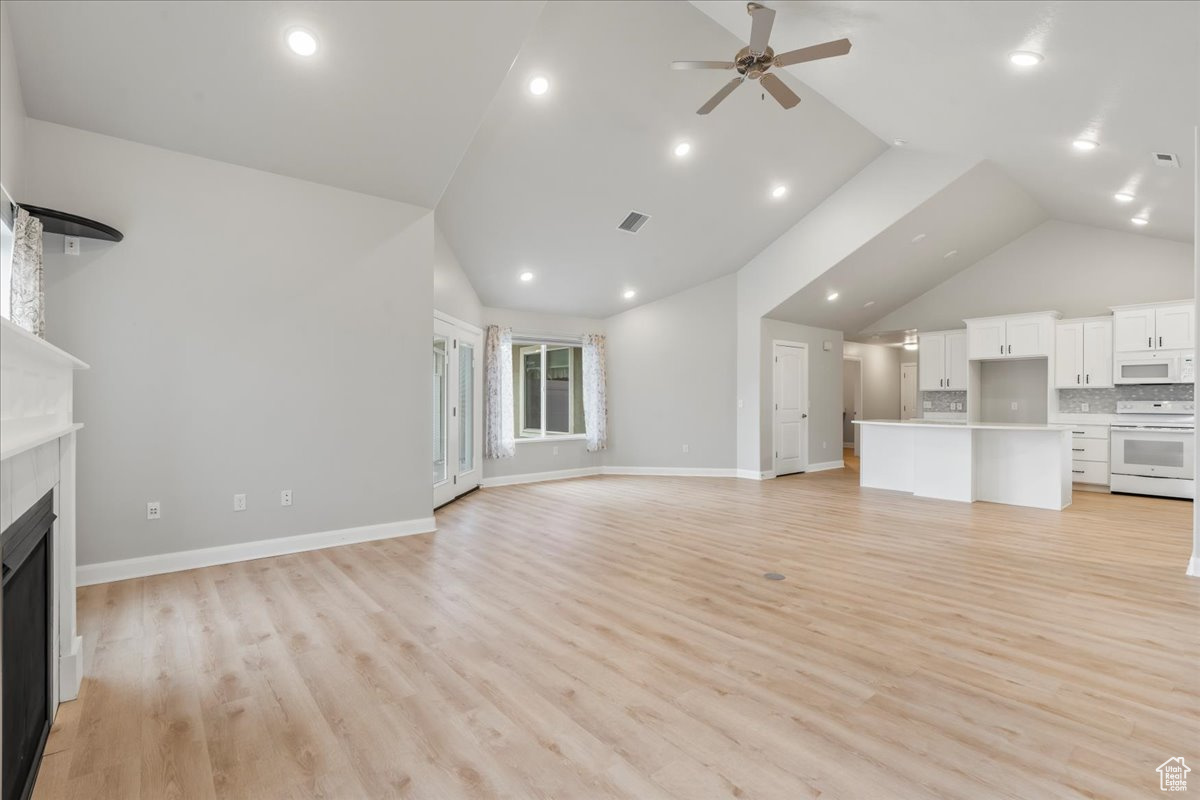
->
1152, 152, 1180, 168
617, 211, 650, 233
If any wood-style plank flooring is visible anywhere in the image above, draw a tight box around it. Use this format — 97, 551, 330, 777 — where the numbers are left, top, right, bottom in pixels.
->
34, 469, 1200, 799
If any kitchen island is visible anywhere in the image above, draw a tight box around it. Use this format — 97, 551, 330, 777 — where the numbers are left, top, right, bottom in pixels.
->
852, 419, 1072, 510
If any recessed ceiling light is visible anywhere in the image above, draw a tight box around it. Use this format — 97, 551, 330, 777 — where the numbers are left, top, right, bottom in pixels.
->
771, 185, 788, 199
673, 142, 691, 158
623, 289, 637, 300
903, 343, 919, 351
519, 271, 534, 282
528, 76, 549, 96
286, 28, 318, 57
1072, 138, 1099, 152
863, 300, 876, 308
1008, 51, 1043, 67
1114, 192, 1135, 203
1131, 217, 1149, 226
911, 233, 927, 243
943, 249, 958, 258
826, 291, 839, 302
893, 138, 908, 147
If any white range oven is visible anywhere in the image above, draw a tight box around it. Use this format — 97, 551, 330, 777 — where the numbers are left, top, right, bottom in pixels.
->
1110, 400, 1195, 499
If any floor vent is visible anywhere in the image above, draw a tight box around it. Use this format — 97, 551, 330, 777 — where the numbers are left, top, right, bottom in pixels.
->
1152, 152, 1179, 167
617, 211, 650, 233
763, 572, 786, 581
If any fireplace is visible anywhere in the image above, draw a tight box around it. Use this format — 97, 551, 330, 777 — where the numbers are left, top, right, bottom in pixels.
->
2, 490, 55, 800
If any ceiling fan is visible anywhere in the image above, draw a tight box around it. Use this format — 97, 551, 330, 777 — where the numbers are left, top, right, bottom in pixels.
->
672, 2, 851, 115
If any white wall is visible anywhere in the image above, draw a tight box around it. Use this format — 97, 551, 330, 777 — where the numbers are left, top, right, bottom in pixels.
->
1, 1, 26, 197
736, 149, 977, 472
843, 340, 902, 421
762, 318, 844, 468
869, 220, 1194, 333
605, 275, 736, 469
29, 120, 434, 566
434, 218, 481, 327
480, 306, 605, 480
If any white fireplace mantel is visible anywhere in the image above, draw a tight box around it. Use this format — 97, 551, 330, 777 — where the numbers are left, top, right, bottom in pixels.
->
1, 316, 89, 707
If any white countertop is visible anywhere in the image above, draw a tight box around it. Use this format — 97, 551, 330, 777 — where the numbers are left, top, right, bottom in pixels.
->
854, 419, 1071, 432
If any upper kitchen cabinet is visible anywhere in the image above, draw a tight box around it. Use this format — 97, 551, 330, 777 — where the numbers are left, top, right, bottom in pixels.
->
965, 312, 1059, 360
1055, 318, 1113, 388
918, 330, 969, 390
1112, 301, 1194, 352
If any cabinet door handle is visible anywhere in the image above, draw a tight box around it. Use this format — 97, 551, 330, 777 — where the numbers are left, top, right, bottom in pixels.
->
1159, 336, 1163, 347
1007, 344, 1012, 354
1000, 345, 1004, 355
1072, 447, 1085, 452
1085, 373, 1089, 384
1072, 469, 1085, 474
1076, 374, 1080, 384
1149, 336, 1153, 348
1072, 431, 1085, 435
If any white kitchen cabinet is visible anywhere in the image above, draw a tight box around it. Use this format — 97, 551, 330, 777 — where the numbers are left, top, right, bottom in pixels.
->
917, 332, 946, 391
1056, 318, 1113, 388
1156, 303, 1194, 350
918, 330, 969, 390
966, 312, 1058, 360
945, 331, 969, 389
1112, 302, 1194, 352
1082, 319, 1113, 387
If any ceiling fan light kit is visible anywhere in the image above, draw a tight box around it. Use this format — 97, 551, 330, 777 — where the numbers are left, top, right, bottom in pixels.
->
672, 2, 852, 115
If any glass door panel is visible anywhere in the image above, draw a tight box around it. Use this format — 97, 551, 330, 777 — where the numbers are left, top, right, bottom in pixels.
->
459, 343, 474, 473
433, 336, 448, 485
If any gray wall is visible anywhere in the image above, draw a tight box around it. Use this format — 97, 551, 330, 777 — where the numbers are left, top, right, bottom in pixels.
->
869, 220, 1194, 333
979, 360, 1048, 424
605, 275, 737, 469
481, 307, 605, 480
761, 318, 845, 467
0, 2, 25, 197
433, 218, 482, 327
30, 120, 434, 565
843, 340, 901, 421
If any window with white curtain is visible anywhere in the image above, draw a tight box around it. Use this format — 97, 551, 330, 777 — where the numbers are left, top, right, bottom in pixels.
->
514, 343, 587, 438
0, 196, 13, 321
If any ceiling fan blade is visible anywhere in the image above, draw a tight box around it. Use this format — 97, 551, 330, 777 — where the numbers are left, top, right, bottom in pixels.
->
671, 60, 735, 70
697, 77, 744, 115
773, 38, 852, 67
748, 5, 776, 55
760, 72, 801, 109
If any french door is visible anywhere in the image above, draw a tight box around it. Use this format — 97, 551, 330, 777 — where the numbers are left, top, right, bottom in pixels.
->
433, 314, 482, 508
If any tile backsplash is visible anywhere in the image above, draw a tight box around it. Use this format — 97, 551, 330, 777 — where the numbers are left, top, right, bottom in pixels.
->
1057, 383, 1194, 414
921, 390, 967, 412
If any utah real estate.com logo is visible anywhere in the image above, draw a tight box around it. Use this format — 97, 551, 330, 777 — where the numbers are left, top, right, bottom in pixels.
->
1158, 757, 1190, 792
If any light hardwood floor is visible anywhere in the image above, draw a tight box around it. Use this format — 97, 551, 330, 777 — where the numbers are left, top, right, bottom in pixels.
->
34, 469, 1199, 799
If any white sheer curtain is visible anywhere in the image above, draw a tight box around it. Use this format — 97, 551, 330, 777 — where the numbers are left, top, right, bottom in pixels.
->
10, 207, 45, 337
582, 333, 608, 452
484, 325, 515, 459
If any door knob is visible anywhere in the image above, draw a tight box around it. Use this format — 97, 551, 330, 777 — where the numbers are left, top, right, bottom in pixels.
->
802, 413, 808, 418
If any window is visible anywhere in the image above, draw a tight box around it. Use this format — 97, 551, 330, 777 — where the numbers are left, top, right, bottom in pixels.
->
515, 343, 586, 438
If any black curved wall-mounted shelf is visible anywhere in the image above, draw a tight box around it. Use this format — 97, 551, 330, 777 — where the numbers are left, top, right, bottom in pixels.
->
18, 205, 123, 242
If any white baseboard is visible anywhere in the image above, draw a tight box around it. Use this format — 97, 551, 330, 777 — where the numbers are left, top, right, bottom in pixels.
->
1188, 556, 1200, 578
736, 469, 774, 480
59, 634, 83, 702
603, 466, 738, 478
481, 467, 601, 487
76, 517, 437, 586
805, 460, 845, 473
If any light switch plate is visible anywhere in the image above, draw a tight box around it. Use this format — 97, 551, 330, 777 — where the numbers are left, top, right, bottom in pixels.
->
233, 493, 246, 512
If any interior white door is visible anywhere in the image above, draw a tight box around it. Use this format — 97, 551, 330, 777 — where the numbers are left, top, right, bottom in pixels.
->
944, 331, 969, 390
1082, 319, 1113, 387
433, 318, 457, 508
900, 363, 917, 419
1155, 304, 1194, 350
1113, 308, 1156, 352
917, 333, 945, 391
773, 343, 808, 476
1055, 322, 1084, 388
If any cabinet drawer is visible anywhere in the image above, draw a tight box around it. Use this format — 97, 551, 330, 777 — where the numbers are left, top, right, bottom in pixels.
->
1066, 424, 1110, 441
1069, 438, 1108, 462
1071, 460, 1109, 485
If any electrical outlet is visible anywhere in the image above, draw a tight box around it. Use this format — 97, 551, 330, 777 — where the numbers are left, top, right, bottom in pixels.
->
64, 236, 81, 255
280, 490, 292, 507
822, 441, 827, 450
682, 444, 689, 453
233, 493, 246, 512
552, 446, 559, 456
147, 501, 160, 520
923, 400, 933, 410
1081, 402, 1090, 413
1010, 401, 1018, 411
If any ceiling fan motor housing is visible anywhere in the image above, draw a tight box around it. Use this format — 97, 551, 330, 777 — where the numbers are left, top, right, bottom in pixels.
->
735, 46, 774, 79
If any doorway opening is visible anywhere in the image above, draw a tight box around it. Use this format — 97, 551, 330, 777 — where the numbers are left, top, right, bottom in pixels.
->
900, 361, 918, 420
843, 355, 863, 456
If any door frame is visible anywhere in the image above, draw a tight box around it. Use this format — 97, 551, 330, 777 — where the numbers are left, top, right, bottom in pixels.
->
900, 361, 918, 420
842, 354, 863, 455
772, 340, 809, 476
434, 311, 484, 509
